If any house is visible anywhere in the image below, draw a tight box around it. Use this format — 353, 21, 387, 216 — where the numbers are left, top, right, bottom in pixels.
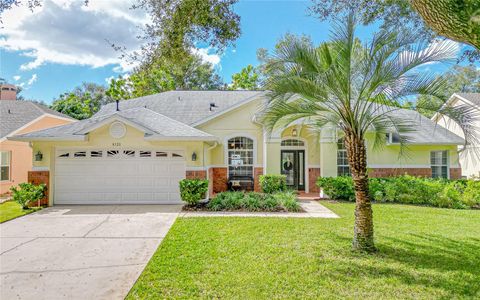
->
9, 90, 465, 205
0, 96, 75, 195
432, 93, 480, 178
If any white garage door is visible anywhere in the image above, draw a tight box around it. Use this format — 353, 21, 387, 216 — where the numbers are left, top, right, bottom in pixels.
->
54, 149, 185, 204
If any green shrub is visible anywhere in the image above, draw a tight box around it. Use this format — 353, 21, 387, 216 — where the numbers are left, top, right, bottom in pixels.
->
316, 176, 355, 201
207, 191, 300, 212
462, 180, 480, 207
10, 183, 46, 209
315, 175, 478, 209
274, 191, 301, 212
179, 179, 209, 206
259, 174, 287, 194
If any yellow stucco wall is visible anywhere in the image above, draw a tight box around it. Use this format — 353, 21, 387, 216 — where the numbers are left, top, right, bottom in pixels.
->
198, 100, 264, 166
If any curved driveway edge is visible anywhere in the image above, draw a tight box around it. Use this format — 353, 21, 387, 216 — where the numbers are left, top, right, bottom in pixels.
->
0, 205, 181, 300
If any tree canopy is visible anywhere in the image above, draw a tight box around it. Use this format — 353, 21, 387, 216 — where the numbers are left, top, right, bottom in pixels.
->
309, 0, 480, 62
229, 65, 260, 90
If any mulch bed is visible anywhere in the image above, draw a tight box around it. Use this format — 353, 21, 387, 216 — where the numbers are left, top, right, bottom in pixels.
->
181, 202, 306, 213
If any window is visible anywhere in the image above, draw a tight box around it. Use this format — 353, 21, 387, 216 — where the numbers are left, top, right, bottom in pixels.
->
337, 139, 350, 176
431, 151, 448, 179
227, 137, 254, 177
1, 151, 11, 181
107, 150, 119, 157
90, 151, 103, 158
74, 151, 86, 157
156, 151, 168, 157
172, 153, 183, 158
139, 151, 151, 158
281, 139, 305, 147
58, 152, 70, 158
386, 133, 401, 144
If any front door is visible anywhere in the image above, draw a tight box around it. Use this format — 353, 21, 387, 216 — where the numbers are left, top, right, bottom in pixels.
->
280, 150, 305, 190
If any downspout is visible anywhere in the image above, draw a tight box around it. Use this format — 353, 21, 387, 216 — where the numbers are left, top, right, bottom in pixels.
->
204, 141, 218, 197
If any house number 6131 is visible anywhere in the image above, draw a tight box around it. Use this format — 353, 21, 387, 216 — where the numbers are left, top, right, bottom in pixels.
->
112, 142, 121, 146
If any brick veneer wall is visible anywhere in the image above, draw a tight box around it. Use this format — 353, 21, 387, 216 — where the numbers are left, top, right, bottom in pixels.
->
27, 171, 49, 206
449, 168, 462, 179
211, 167, 228, 193
254, 167, 263, 192
308, 168, 321, 193
369, 168, 432, 178
185, 170, 207, 179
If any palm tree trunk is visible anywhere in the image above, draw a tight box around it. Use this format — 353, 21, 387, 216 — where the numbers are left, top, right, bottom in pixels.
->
344, 131, 376, 252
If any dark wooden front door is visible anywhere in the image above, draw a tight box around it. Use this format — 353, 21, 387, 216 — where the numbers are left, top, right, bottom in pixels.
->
280, 150, 305, 190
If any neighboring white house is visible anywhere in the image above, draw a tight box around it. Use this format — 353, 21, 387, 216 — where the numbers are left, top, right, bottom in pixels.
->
433, 93, 480, 178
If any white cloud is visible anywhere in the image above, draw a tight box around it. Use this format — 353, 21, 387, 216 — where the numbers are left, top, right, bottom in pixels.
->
191, 47, 221, 66
17, 73, 38, 88
13, 75, 21, 81
27, 74, 38, 85
1, 0, 148, 72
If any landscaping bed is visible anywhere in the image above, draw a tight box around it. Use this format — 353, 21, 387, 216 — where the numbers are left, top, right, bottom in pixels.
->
182, 191, 303, 212
317, 175, 480, 209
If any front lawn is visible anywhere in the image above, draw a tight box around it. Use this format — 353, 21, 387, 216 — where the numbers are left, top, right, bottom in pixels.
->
128, 202, 480, 299
0, 201, 41, 223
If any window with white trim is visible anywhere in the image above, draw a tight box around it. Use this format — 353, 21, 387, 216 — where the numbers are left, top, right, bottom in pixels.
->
0, 151, 11, 181
337, 139, 350, 176
227, 136, 254, 177
281, 139, 305, 147
431, 151, 448, 179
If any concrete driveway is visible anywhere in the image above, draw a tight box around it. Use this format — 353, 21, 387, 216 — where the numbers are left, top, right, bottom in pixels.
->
0, 205, 181, 300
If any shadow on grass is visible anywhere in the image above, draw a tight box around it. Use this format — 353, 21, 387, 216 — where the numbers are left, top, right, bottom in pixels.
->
331, 234, 480, 298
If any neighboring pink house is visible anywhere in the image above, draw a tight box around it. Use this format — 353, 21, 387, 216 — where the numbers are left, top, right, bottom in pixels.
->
0, 87, 75, 195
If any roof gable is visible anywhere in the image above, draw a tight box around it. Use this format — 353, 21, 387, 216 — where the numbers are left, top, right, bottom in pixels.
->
95, 90, 266, 126
0, 100, 74, 139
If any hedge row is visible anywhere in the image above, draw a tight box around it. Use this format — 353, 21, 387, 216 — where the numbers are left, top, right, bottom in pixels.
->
317, 175, 480, 209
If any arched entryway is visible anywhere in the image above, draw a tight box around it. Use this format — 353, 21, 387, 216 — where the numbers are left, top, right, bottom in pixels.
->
280, 138, 306, 190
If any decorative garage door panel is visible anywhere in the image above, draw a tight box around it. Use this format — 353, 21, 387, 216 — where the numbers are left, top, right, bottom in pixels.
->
54, 149, 185, 204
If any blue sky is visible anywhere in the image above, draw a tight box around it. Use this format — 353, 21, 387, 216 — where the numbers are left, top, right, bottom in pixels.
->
0, 0, 475, 104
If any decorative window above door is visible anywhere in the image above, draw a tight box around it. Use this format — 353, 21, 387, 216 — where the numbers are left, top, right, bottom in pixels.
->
281, 139, 305, 147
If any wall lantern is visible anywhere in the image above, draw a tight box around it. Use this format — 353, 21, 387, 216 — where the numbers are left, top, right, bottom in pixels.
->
292, 128, 298, 137
191, 152, 197, 161
35, 151, 43, 161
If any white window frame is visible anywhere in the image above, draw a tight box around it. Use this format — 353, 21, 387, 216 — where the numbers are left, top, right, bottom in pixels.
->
0, 151, 11, 182
337, 139, 350, 176
225, 135, 256, 178
431, 150, 449, 179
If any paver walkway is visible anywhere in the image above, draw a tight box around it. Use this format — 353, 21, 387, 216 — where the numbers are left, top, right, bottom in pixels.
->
0, 205, 181, 300
181, 200, 339, 218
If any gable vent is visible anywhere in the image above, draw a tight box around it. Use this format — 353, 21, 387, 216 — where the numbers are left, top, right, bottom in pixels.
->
110, 121, 126, 139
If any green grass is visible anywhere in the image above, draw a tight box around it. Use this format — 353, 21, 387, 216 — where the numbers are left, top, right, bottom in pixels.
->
0, 201, 41, 223
128, 202, 480, 299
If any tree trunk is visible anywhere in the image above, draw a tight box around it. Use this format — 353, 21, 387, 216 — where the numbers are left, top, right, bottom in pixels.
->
344, 131, 376, 252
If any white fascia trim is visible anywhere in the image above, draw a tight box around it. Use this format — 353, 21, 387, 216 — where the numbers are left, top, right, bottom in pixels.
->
7, 135, 87, 142
145, 136, 218, 141
191, 93, 266, 127
432, 93, 480, 121
75, 115, 156, 135
44, 113, 77, 122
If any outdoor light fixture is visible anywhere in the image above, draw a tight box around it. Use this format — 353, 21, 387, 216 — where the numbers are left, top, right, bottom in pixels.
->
35, 151, 43, 161
191, 152, 197, 161
292, 128, 298, 137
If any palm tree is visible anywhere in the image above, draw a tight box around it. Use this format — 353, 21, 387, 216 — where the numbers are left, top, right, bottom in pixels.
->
261, 15, 479, 252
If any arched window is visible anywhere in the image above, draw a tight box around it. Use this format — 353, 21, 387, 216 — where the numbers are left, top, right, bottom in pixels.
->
281, 139, 305, 147
227, 136, 254, 178
337, 138, 350, 176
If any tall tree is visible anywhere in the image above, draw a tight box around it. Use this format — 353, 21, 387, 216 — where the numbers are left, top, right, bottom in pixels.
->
413, 65, 480, 117
309, 0, 480, 62
51, 83, 110, 119
261, 15, 476, 252
230, 65, 260, 90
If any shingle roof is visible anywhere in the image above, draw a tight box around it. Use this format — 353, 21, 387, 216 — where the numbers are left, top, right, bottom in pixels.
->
95, 90, 267, 125
391, 107, 464, 144
0, 100, 74, 138
455, 93, 480, 106
11, 107, 215, 141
